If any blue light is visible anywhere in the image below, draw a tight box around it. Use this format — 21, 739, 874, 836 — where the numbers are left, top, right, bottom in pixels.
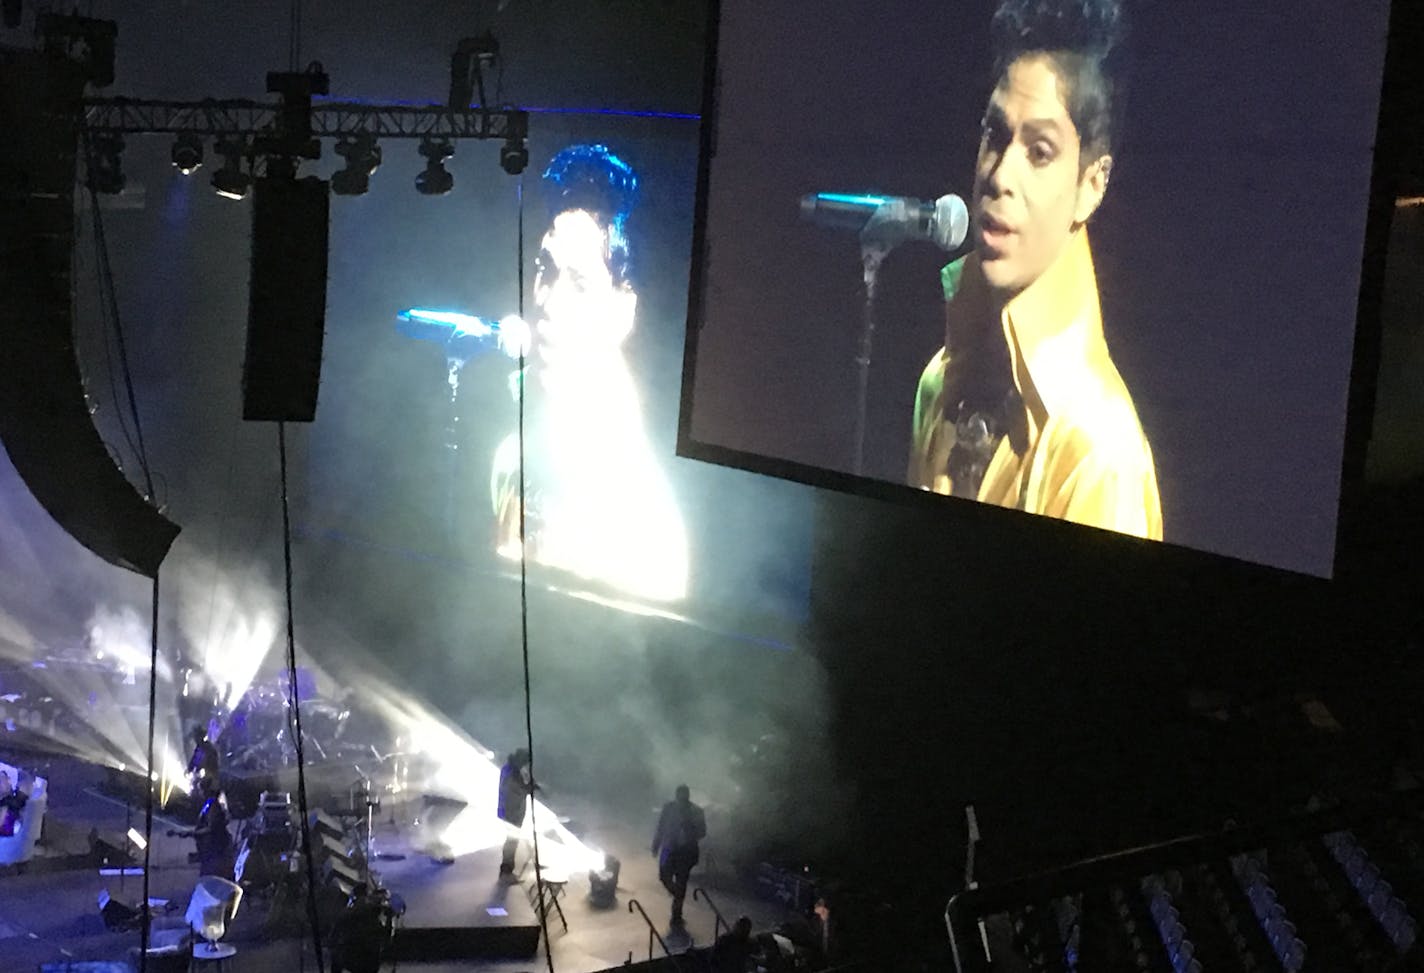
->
397, 308, 495, 335
816, 192, 887, 206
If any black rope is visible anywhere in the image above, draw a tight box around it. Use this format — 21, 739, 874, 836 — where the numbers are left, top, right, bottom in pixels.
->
289, 0, 302, 72
80, 123, 161, 972
278, 422, 326, 973
515, 174, 557, 973
80, 127, 155, 500
139, 572, 159, 972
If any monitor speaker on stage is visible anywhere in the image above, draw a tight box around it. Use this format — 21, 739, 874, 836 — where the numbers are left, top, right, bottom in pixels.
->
243, 173, 329, 423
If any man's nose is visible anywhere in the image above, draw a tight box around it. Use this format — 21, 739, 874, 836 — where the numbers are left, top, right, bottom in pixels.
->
983, 146, 1022, 196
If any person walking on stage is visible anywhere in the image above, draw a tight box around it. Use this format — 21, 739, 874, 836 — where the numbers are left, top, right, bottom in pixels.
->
651, 784, 706, 926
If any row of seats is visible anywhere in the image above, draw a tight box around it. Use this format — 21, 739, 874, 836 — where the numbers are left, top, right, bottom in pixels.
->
950, 799, 1424, 972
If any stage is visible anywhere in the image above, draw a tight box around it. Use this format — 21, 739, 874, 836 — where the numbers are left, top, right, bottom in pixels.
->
0, 750, 799, 971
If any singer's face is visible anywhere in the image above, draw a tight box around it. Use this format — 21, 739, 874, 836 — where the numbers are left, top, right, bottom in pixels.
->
972, 55, 1110, 301
533, 209, 635, 358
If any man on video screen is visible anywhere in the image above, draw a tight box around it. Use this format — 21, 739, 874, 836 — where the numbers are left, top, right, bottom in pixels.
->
909, 0, 1162, 540
490, 144, 689, 601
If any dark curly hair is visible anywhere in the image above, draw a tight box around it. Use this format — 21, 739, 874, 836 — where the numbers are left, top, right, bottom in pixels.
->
541, 143, 639, 286
990, 0, 1126, 164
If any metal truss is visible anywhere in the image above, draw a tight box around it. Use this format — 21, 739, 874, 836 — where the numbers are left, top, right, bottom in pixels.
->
81, 97, 528, 141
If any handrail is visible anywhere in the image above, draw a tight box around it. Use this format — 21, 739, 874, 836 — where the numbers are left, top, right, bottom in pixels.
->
627, 898, 682, 969
692, 886, 730, 941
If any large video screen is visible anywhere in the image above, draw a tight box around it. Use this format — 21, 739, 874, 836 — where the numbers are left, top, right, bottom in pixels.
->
306, 118, 812, 643
680, 0, 1391, 577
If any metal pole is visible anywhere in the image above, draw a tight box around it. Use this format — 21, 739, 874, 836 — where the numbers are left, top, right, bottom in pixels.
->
852, 243, 889, 476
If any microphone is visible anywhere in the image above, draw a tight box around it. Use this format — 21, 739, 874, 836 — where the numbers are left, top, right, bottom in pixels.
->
800, 192, 969, 251
396, 308, 529, 362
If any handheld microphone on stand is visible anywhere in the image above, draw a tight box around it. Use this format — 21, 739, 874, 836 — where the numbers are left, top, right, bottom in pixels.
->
800, 191, 970, 251
799, 190, 970, 476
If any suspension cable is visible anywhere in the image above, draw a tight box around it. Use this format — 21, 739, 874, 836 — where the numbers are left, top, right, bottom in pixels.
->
80, 127, 155, 499
139, 573, 159, 972
289, 0, 302, 72
278, 422, 326, 973
515, 173, 557, 973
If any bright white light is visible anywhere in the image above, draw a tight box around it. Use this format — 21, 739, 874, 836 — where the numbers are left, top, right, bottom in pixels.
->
187, 582, 279, 711
355, 682, 605, 870
86, 606, 171, 680
490, 209, 688, 603
127, 827, 147, 850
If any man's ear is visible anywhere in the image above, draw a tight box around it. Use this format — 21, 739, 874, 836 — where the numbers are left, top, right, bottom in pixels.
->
1073, 154, 1112, 225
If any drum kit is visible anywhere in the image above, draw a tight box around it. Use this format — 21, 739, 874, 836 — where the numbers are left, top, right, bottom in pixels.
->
218, 675, 357, 770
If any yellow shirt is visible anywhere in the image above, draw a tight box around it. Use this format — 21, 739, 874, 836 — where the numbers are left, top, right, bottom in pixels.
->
909, 230, 1162, 540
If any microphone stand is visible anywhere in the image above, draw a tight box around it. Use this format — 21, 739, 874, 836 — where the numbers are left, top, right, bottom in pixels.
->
352, 769, 378, 869
853, 239, 892, 477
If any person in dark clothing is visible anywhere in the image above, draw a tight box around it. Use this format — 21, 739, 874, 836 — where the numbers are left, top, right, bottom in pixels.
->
328, 883, 389, 973
712, 914, 755, 972
496, 748, 537, 879
650, 784, 706, 925
0, 770, 27, 837
171, 777, 233, 879
187, 725, 220, 791
807, 894, 841, 969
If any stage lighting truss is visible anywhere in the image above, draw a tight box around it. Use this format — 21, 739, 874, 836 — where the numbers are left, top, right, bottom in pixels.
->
415, 137, 455, 196
211, 137, 252, 200
83, 132, 126, 195
331, 134, 381, 196
77, 80, 529, 199
170, 132, 204, 174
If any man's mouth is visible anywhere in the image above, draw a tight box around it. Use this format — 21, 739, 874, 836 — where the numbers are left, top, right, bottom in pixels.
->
976, 212, 1013, 254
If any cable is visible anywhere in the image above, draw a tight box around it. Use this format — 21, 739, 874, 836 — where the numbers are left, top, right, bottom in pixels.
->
278, 422, 327, 973
79, 121, 161, 973
139, 573, 160, 973
515, 173, 556, 973
289, 0, 302, 72
80, 127, 156, 501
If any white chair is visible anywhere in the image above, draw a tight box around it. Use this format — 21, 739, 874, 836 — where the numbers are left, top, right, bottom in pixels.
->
185, 875, 242, 967
0, 762, 46, 869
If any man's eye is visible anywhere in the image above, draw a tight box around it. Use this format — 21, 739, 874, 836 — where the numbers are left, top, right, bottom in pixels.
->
1029, 142, 1056, 165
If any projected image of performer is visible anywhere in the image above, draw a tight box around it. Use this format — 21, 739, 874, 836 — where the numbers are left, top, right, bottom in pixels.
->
909, 0, 1162, 539
491, 144, 689, 601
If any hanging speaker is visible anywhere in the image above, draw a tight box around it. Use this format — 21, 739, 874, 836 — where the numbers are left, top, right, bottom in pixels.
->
242, 173, 329, 422
0, 49, 179, 578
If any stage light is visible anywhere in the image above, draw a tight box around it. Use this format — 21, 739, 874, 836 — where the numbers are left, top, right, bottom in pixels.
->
85, 133, 126, 195
589, 853, 620, 907
415, 138, 454, 196
331, 134, 381, 196
126, 826, 147, 850
211, 138, 252, 200
499, 137, 529, 176
170, 133, 203, 175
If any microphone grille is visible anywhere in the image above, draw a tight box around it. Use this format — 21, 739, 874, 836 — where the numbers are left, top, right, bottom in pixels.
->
932, 194, 970, 251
